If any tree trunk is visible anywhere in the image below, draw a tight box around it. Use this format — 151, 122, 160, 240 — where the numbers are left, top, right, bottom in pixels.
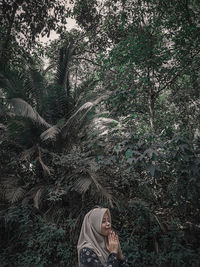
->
0, 2, 18, 65
149, 92, 155, 133
147, 67, 156, 133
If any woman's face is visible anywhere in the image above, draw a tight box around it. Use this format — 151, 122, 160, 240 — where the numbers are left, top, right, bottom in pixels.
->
101, 211, 111, 236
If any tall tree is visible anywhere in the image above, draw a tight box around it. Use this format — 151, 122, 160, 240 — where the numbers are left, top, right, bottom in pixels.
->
0, 0, 70, 65
73, 0, 200, 133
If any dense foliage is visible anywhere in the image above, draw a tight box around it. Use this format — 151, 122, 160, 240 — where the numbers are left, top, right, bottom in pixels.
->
0, 0, 200, 266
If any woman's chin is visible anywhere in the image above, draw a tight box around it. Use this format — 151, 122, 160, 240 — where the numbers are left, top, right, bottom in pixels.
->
103, 229, 111, 236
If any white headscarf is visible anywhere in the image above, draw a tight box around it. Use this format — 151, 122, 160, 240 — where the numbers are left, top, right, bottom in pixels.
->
77, 207, 111, 266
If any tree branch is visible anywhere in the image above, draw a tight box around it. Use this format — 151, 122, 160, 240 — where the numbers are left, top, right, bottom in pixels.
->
73, 57, 117, 73
155, 48, 200, 98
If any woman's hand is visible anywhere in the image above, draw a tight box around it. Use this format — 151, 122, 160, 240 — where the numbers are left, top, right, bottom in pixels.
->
117, 239, 124, 260
106, 231, 119, 254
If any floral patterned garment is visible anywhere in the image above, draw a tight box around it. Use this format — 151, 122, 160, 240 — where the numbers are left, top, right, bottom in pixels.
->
80, 247, 129, 267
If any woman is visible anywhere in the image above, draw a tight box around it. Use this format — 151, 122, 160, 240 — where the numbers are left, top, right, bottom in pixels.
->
77, 207, 129, 266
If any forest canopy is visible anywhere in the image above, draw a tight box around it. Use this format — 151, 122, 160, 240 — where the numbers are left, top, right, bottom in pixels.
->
0, 0, 200, 266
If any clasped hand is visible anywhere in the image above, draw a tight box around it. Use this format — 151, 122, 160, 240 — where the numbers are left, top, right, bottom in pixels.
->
106, 230, 119, 254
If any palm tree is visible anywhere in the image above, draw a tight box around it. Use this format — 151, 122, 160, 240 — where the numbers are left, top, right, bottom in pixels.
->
0, 41, 115, 220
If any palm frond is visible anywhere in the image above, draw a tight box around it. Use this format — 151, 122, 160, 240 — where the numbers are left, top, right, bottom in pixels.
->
0, 179, 26, 203
43, 63, 56, 76
40, 125, 60, 141
0, 123, 7, 130
0, 68, 26, 99
0, 185, 6, 202
25, 67, 46, 111
61, 93, 112, 140
20, 146, 36, 161
88, 169, 114, 207
39, 159, 52, 176
0, 101, 9, 117
55, 40, 75, 87
74, 168, 114, 207
74, 177, 92, 193
34, 188, 43, 209
38, 148, 52, 175
10, 98, 51, 128
61, 101, 94, 138
10, 187, 26, 203
43, 205, 59, 223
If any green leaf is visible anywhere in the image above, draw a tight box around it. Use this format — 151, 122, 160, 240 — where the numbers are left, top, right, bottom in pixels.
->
125, 149, 133, 158
146, 165, 156, 177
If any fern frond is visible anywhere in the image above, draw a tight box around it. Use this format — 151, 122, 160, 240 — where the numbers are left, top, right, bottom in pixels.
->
10, 98, 51, 128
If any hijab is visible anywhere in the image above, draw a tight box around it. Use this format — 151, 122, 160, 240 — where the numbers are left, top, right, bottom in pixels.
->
77, 207, 111, 266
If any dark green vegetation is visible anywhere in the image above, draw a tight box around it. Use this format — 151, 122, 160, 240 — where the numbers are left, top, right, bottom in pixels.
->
0, 0, 200, 266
